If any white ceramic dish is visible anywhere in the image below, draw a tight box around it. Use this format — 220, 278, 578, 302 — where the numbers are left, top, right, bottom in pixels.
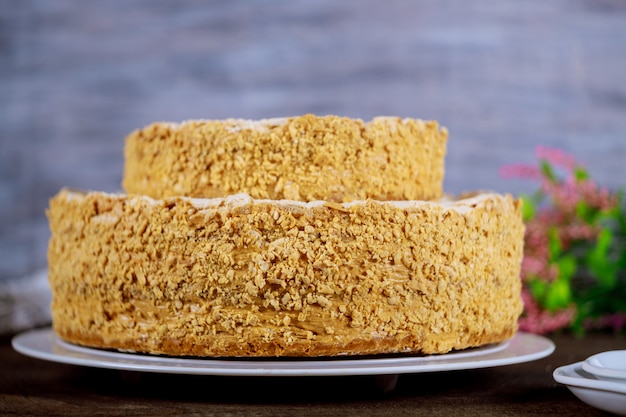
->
13, 327, 553, 377
583, 350, 626, 382
553, 362, 626, 416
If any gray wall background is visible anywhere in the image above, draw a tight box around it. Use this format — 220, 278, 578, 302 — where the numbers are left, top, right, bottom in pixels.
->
2, 0, 625, 282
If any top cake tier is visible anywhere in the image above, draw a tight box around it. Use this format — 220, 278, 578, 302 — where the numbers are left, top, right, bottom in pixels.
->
123, 114, 448, 202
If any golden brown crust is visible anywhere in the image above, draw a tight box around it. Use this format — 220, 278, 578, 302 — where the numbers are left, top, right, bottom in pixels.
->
47, 190, 524, 357
122, 114, 448, 202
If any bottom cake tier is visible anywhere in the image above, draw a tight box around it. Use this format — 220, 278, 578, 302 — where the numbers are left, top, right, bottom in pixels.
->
47, 189, 524, 357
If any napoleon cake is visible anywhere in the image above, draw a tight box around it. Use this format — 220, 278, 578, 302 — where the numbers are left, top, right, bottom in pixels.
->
47, 114, 524, 357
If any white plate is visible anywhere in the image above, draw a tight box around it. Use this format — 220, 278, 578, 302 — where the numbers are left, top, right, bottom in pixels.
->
583, 350, 626, 382
553, 362, 626, 416
13, 327, 553, 377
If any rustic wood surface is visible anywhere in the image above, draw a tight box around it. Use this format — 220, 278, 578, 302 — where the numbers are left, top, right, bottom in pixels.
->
2, 331, 625, 416
1, 0, 625, 281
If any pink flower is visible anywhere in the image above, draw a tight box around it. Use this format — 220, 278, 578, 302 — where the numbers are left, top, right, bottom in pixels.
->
499, 164, 542, 180
584, 313, 626, 333
535, 145, 578, 171
518, 290, 576, 334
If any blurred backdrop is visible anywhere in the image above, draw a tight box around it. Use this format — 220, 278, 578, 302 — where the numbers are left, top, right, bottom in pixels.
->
1, 0, 625, 283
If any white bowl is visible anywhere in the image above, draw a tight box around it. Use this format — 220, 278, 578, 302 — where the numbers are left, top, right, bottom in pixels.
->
554, 362, 626, 415
583, 350, 626, 382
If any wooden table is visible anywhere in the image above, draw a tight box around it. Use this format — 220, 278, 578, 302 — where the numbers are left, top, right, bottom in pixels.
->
2, 330, 624, 416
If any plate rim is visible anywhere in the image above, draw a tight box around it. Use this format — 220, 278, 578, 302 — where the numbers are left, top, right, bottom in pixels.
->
553, 362, 626, 395
13, 327, 555, 377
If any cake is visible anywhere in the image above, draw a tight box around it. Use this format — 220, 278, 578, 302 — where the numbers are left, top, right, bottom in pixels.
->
47, 189, 524, 357
122, 114, 448, 202
47, 114, 525, 357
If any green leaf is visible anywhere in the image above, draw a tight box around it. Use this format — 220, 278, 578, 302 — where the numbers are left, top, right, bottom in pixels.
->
544, 278, 573, 311
532, 253, 577, 312
597, 228, 613, 254
548, 227, 562, 261
557, 255, 577, 282
519, 194, 537, 222
574, 166, 589, 182
585, 228, 616, 287
529, 279, 548, 302
540, 160, 557, 182
575, 201, 594, 224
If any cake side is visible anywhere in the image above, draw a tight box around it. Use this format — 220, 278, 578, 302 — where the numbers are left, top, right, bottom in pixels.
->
122, 114, 448, 202
47, 189, 524, 357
